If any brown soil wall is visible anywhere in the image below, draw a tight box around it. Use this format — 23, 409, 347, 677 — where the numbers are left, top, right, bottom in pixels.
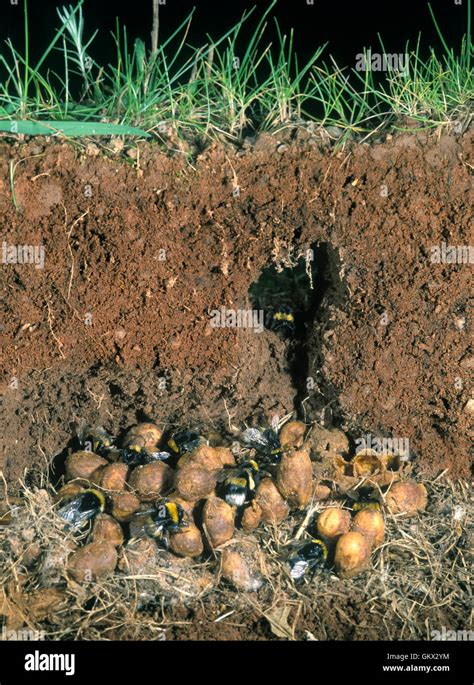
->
1, 129, 472, 486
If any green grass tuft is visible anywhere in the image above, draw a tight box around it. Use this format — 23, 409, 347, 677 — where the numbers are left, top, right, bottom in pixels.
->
0, 0, 471, 142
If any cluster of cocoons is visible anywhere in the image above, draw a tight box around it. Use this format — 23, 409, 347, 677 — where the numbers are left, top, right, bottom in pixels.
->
59, 421, 313, 586
57, 421, 428, 589
315, 478, 428, 578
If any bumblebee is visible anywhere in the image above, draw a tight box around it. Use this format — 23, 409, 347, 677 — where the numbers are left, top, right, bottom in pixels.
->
78, 425, 114, 457
284, 538, 328, 581
217, 460, 260, 507
353, 500, 381, 512
347, 486, 381, 512
120, 446, 170, 466
166, 429, 205, 456
57, 488, 105, 528
130, 500, 189, 547
120, 433, 170, 466
240, 426, 283, 463
265, 305, 295, 335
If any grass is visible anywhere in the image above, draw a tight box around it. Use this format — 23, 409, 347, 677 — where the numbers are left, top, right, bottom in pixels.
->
0, 0, 472, 142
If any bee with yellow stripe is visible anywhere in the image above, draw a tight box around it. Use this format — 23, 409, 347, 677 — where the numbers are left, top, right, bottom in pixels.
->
347, 486, 381, 512
166, 429, 205, 457
130, 500, 189, 547
273, 310, 295, 325
240, 426, 283, 463
284, 538, 328, 581
352, 500, 381, 512
57, 488, 106, 529
78, 425, 114, 457
265, 305, 295, 335
217, 460, 260, 507
120, 434, 170, 466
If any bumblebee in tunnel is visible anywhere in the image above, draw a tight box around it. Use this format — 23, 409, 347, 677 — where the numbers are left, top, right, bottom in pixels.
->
265, 305, 295, 335
57, 488, 106, 529
166, 429, 205, 457
240, 426, 283, 464
284, 538, 328, 581
217, 460, 260, 507
130, 500, 189, 547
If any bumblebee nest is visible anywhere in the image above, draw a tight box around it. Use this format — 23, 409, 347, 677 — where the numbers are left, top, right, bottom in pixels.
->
0, 434, 472, 640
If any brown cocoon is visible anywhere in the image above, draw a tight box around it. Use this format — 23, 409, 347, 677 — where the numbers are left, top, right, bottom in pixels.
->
54, 482, 85, 503
175, 464, 217, 501
276, 449, 313, 508
221, 544, 262, 592
213, 446, 236, 467
203, 497, 235, 547
241, 501, 262, 532
352, 451, 384, 478
183, 445, 224, 470
255, 479, 289, 524
110, 492, 141, 522
353, 509, 385, 548
313, 483, 331, 501
334, 532, 371, 579
129, 461, 173, 501
91, 513, 124, 548
68, 541, 118, 581
124, 422, 162, 448
169, 524, 204, 557
317, 507, 351, 543
280, 421, 306, 449
385, 480, 428, 517
65, 451, 108, 481
98, 463, 128, 492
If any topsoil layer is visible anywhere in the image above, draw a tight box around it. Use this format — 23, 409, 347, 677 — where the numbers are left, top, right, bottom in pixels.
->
1, 128, 473, 488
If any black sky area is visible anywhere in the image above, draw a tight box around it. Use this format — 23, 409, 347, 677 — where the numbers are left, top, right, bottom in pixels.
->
0, 0, 469, 77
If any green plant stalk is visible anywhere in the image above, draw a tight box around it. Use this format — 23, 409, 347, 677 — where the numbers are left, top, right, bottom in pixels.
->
9, 160, 18, 210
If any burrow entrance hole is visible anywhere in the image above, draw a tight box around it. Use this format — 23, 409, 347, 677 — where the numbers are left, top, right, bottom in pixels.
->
249, 242, 346, 415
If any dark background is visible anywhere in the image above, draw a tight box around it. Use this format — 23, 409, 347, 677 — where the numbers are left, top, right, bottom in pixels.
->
0, 0, 468, 72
